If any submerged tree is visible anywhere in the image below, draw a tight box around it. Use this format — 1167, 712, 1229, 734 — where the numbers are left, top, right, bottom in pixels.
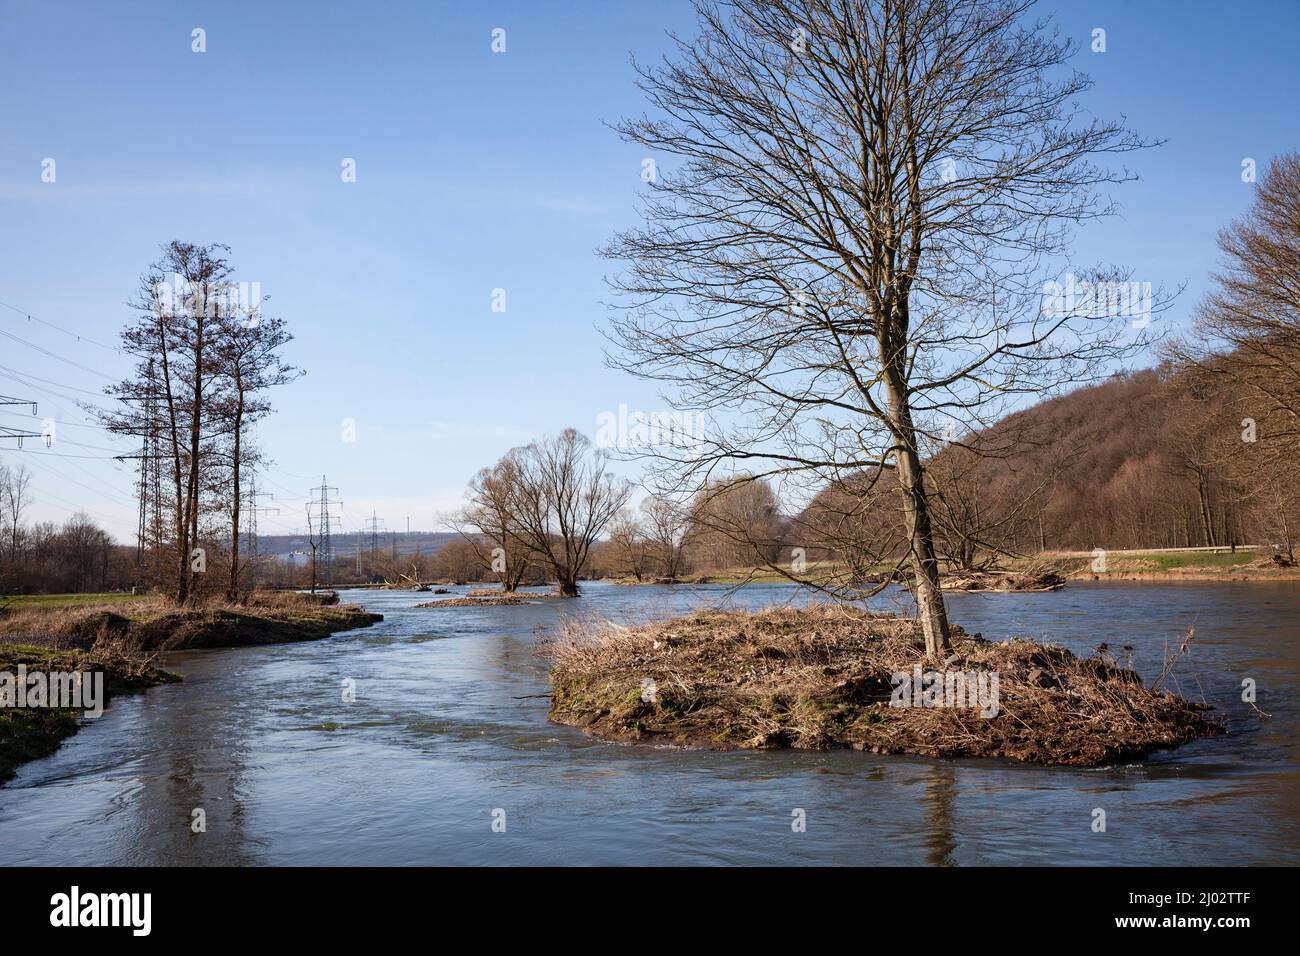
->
505, 429, 632, 596
604, 0, 1161, 653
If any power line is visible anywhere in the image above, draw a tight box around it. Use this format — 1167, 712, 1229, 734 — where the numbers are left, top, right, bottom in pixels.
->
0, 297, 122, 353
0, 326, 117, 381
18, 454, 138, 508
0, 362, 115, 403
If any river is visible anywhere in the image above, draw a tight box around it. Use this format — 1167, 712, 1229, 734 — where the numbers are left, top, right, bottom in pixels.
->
2, 580, 1296, 865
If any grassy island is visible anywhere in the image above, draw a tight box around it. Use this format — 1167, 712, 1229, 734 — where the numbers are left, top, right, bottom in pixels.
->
547, 606, 1221, 767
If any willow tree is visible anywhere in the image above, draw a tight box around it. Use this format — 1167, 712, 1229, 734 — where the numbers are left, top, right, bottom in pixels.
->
604, 0, 1157, 654
452, 456, 533, 592
504, 430, 632, 597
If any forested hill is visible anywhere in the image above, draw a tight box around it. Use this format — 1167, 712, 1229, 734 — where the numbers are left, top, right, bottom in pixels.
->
798, 366, 1281, 559
940, 366, 1271, 553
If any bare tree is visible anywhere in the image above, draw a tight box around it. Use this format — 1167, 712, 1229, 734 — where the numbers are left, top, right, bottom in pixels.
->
452, 457, 531, 591
604, 0, 1161, 653
686, 478, 785, 571
1170, 152, 1300, 521
213, 307, 300, 601
0, 463, 32, 566
305, 505, 322, 594
505, 429, 633, 596
99, 242, 235, 604
606, 508, 652, 581
641, 495, 694, 582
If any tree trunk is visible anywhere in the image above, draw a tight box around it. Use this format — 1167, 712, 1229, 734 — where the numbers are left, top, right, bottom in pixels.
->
227, 403, 243, 602
883, 372, 953, 657
896, 443, 953, 656
1197, 476, 1215, 547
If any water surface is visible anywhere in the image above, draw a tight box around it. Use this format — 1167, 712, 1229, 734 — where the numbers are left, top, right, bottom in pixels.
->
2, 580, 1296, 865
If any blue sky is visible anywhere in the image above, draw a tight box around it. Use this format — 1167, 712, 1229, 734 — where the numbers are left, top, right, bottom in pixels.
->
1, 0, 1297, 541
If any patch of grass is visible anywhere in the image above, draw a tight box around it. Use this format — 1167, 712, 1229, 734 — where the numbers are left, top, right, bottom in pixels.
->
1142, 552, 1256, 570
1, 592, 146, 610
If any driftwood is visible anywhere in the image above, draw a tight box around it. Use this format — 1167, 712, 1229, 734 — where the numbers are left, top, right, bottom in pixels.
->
939, 568, 1067, 592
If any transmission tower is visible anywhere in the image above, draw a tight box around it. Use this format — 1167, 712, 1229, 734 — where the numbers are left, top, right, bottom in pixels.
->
0, 395, 41, 447
308, 476, 341, 587
244, 475, 278, 562
363, 511, 386, 563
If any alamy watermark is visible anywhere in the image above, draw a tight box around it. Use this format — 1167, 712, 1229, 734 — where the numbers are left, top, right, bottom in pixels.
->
890, 666, 1000, 718
595, 403, 707, 451
1040, 272, 1152, 328
153, 274, 262, 326
1, 665, 104, 718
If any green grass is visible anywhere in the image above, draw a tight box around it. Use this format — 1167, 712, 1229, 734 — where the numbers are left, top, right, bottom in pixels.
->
0, 592, 145, 610
1139, 552, 1257, 570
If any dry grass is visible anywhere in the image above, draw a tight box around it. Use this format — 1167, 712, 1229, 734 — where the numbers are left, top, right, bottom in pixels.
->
545, 605, 1222, 766
0, 590, 378, 653
417, 596, 533, 607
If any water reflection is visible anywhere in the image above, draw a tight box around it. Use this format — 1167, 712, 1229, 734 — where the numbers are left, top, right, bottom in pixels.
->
923, 764, 958, 867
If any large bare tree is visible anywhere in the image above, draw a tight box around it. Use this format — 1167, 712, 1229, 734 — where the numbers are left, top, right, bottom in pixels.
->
99, 242, 298, 605
1170, 152, 1300, 510
505, 429, 632, 596
604, 0, 1159, 653
101, 242, 234, 604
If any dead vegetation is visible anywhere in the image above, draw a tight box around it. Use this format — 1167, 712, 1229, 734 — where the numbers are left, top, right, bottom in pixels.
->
939, 567, 1068, 592
417, 596, 533, 608
545, 605, 1221, 766
0, 590, 380, 653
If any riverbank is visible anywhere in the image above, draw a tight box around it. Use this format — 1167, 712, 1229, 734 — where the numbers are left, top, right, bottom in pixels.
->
0, 591, 382, 785
0, 590, 383, 653
0, 643, 178, 783
602, 550, 1300, 589
1066, 557, 1300, 583
547, 605, 1221, 766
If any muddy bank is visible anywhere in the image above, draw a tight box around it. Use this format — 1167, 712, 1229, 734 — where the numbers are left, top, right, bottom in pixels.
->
546, 606, 1220, 766
0, 644, 178, 783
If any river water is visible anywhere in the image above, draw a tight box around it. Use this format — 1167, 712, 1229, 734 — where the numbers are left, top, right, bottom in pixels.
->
1, 580, 1296, 865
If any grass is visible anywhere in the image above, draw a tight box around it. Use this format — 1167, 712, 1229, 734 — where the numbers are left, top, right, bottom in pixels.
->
1140, 552, 1257, 570
545, 605, 1221, 766
0, 590, 381, 652
613, 549, 1295, 588
1, 592, 147, 610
